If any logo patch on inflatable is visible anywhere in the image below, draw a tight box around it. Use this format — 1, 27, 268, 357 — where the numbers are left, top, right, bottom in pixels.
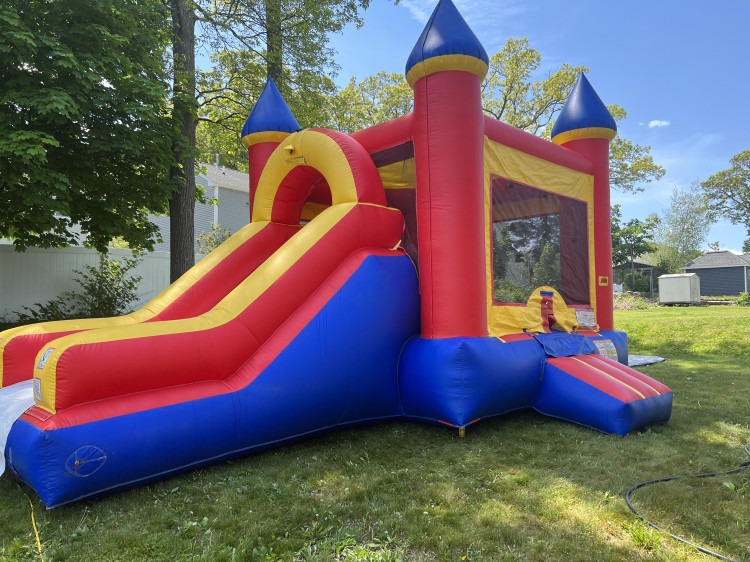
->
37, 348, 54, 369
65, 446, 108, 477
32, 378, 42, 402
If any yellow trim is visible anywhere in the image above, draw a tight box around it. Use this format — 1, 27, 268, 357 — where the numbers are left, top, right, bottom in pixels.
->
551, 127, 616, 145
406, 55, 489, 87
483, 137, 598, 337
241, 131, 291, 147
569, 356, 645, 399
35, 205, 356, 412
378, 158, 415, 189
252, 130, 360, 223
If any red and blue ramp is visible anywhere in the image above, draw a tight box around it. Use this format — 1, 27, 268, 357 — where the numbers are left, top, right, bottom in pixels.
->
535, 353, 672, 436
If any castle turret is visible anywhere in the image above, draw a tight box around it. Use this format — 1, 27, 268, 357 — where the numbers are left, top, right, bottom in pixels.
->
407, 0, 489, 338
241, 78, 300, 218
552, 73, 617, 330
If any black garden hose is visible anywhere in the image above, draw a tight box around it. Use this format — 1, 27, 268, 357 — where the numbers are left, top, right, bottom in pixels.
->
625, 443, 750, 561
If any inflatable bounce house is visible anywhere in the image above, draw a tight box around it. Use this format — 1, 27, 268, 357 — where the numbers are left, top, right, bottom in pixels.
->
0, 0, 671, 507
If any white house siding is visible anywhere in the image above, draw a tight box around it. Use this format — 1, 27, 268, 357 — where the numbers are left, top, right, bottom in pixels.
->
217, 188, 251, 234
0, 246, 170, 322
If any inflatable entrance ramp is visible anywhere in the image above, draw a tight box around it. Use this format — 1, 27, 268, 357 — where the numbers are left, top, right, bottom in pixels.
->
533, 336, 672, 435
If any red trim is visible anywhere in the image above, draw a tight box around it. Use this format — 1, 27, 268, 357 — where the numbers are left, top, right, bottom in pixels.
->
309, 129, 387, 207
351, 113, 414, 154
413, 71, 487, 338
547, 356, 643, 403
150, 223, 301, 321
588, 355, 671, 395
576, 355, 662, 398
2, 330, 79, 386
248, 142, 280, 219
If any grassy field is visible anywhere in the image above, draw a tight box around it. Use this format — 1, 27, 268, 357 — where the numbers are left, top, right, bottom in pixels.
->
1, 307, 749, 561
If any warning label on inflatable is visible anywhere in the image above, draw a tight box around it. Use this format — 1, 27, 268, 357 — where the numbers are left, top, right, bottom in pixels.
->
575, 309, 596, 328
593, 339, 619, 360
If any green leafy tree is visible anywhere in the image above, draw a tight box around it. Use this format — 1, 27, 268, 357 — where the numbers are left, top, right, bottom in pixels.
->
196, 49, 337, 170
330, 72, 413, 133
0, 0, 174, 252
195, 0, 382, 172
701, 150, 750, 251
654, 183, 715, 273
611, 204, 660, 279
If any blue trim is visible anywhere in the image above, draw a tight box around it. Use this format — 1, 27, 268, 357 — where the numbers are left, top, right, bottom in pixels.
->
241, 78, 300, 138
551, 73, 616, 139
404, 0, 488, 77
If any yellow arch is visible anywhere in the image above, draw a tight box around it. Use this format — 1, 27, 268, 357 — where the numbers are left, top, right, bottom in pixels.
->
252, 129, 364, 223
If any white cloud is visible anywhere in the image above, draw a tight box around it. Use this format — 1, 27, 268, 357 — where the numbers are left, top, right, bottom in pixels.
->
648, 120, 671, 128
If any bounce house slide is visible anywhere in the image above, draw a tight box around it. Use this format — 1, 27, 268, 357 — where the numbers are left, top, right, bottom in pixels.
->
6, 202, 419, 507
0, 221, 302, 388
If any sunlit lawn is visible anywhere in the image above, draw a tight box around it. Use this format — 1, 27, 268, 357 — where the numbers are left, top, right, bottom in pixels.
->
1, 306, 748, 561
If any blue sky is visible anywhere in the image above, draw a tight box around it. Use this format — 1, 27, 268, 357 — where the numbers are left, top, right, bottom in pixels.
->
328, 0, 750, 252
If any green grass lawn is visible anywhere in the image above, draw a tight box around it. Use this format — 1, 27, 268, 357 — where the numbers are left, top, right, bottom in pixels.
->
1, 307, 749, 561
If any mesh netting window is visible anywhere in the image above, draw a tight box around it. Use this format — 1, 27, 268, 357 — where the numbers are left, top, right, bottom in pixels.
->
491, 177, 590, 305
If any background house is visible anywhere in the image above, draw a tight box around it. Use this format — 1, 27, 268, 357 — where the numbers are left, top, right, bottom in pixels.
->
682, 251, 750, 296
1, 164, 251, 321
151, 163, 250, 251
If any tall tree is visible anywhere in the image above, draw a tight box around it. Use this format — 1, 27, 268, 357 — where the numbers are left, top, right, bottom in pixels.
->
330, 72, 413, 133
654, 183, 715, 273
0, 0, 174, 251
701, 149, 750, 252
611, 204, 660, 280
170, 0, 198, 282
194, 0, 378, 173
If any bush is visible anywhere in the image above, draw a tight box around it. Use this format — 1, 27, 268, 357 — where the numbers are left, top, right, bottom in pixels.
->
738, 292, 749, 306
15, 253, 143, 323
196, 224, 231, 255
613, 292, 653, 310
622, 272, 650, 292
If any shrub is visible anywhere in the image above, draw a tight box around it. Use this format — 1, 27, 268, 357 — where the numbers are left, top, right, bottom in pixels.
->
622, 272, 650, 292
15, 253, 142, 323
738, 292, 749, 306
613, 292, 653, 310
196, 224, 231, 255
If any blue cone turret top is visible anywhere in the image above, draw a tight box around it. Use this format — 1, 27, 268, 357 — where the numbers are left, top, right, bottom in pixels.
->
241, 77, 300, 147
405, 0, 489, 87
551, 73, 617, 145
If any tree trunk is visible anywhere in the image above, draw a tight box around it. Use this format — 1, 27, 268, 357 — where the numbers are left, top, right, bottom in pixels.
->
265, 0, 283, 86
170, 0, 197, 283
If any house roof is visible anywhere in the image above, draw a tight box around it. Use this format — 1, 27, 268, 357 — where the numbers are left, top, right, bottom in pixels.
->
682, 251, 750, 269
199, 163, 249, 193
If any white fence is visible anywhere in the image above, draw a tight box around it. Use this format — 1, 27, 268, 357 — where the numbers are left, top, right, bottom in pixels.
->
0, 245, 172, 322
